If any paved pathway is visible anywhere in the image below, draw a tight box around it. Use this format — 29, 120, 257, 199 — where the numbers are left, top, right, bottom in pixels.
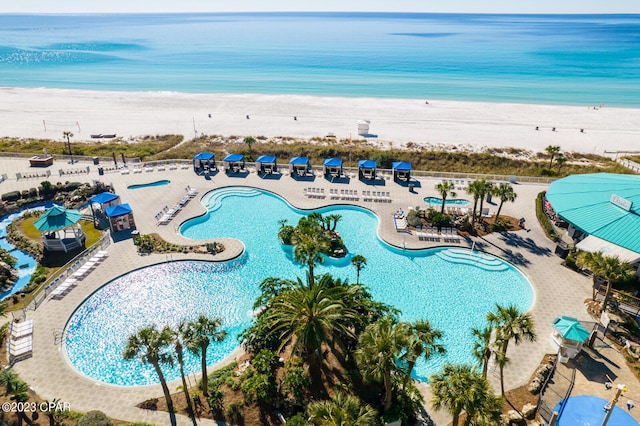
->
0, 157, 595, 425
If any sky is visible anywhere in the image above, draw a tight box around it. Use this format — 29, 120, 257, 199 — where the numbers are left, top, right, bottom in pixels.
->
1, 0, 639, 14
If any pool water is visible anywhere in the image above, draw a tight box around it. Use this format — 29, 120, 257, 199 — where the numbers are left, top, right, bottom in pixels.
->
424, 196, 470, 206
65, 187, 533, 386
127, 180, 170, 190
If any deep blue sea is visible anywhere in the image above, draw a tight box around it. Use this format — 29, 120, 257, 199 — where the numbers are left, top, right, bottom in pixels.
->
1, 12, 640, 106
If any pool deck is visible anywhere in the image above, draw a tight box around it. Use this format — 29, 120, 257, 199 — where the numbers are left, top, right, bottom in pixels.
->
0, 156, 611, 425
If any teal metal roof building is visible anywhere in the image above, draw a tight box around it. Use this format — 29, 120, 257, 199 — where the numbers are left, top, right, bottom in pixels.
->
546, 173, 640, 260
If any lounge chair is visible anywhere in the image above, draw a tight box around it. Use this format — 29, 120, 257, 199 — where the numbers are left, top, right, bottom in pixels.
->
10, 320, 33, 339
481, 207, 491, 218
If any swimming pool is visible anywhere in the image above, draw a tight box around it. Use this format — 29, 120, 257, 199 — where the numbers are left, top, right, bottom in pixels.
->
65, 186, 533, 386
127, 180, 170, 190
424, 196, 470, 206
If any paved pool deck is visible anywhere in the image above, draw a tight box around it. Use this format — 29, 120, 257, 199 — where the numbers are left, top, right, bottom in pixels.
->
0, 156, 606, 425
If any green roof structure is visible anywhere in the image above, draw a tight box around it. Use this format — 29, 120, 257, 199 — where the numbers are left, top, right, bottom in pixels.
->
33, 205, 83, 232
546, 173, 640, 254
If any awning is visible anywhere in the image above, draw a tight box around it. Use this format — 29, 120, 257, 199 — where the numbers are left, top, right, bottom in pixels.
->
33, 206, 83, 232
392, 161, 412, 171
324, 158, 343, 167
576, 235, 640, 264
552, 316, 591, 342
223, 153, 244, 162
256, 155, 276, 164
105, 203, 133, 218
90, 192, 120, 205
358, 160, 377, 169
289, 157, 310, 166
193, 152, 215, 161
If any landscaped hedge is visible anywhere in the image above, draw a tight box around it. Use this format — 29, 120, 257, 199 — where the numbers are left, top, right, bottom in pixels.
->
536, 191, 559, 241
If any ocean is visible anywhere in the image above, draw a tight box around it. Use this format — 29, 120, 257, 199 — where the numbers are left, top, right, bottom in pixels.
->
1, 12, 639, 107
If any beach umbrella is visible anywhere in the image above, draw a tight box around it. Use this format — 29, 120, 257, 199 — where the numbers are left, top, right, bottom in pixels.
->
552, 316, 590, 342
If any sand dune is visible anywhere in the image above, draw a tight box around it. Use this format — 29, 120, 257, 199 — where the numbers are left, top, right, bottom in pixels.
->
1, 87, 639, 155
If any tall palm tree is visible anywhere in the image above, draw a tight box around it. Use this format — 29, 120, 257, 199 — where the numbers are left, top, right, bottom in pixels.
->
244, 136, 256, 159
576, 251, 605, 301
477, 180, 494, 222
471, 326, 493, 379
63, 131, 74, 160
0, 369, 32, 425
487, 304, 536, 396
355, 317, 408, 412
350, 254, 367, 285
307, 391, 378, 426
576, 252, 633, 310
292, 219, 331, 288
466, 180, 484, 225
264, 278, 358, 361
430, 363, 501, 426
326, 213, 342, 231
435, 181, 457, 214
401, 320, 445, 388
545, 145, 561, 169
123, 326, 177, 426
173, 323, 196, 424
183, 315, 226, 396
492, 183, 517, 223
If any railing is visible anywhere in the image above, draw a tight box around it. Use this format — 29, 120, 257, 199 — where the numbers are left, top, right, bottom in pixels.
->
28, 233, 111, 310
537, 356, 575, 422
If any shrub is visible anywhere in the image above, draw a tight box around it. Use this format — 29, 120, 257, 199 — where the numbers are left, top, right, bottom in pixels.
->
77, 411, 112, 426
427, 210, 451, 229
252, 349, 278, 375
536, 192, 559, 241
2, 191, 21, 202
281, 358, 312, 402
241, 370, 276, 404
406, 209, 422, 227
225, 402, 243, 423
278, 225, 295, 245
284, 413, 309, 426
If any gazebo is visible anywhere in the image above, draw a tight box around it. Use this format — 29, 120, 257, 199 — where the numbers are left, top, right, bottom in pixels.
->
358, 160, 377, 180
105, 203, 136, 232
323, 158, 343, 179
289, 157, 310, 177
392, 161, 412, 182
193, 152, 215, 174
88, 192, 121, 229
33, 205, 86, 253
546, 173, 640, 275
550, 316, 592, 363
223, 153, 245, 173
255, 155, 278, 176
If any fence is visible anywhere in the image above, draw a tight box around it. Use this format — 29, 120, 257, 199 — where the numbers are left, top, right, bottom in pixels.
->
537, 357, 575, 422
27, 233, 111, 311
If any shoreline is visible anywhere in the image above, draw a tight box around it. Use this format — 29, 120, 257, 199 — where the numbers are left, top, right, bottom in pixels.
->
2, 86, 640, 155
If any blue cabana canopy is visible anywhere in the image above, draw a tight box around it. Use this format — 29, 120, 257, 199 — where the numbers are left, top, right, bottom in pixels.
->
289, 157, 310, 166
90, 192, 120, 205
193, 152, 215, 161
392, 161, 412, 171
324, 158, 343, 168
358, 160, 377, 169
105, 203, 133, 218
33, 206, 83, 232
256, 155, 276, 164
224, 153, 245, 163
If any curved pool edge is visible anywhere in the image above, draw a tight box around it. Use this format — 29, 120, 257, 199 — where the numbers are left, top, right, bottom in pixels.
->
62, 247, 247, 388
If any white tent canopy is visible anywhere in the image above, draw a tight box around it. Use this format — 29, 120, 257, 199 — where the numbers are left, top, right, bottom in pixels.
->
576, 235, 640, 264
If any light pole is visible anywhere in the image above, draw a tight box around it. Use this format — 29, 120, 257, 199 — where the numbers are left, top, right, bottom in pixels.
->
601, 383, 627, 426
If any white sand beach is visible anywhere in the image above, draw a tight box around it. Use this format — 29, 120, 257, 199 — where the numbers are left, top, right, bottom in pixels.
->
1, 87, 639, 155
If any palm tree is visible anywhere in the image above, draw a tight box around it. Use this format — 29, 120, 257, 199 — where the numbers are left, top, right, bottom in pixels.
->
435, 181, 457, 214
401, 320, 445, 388
430, 363, 501, 426
0, 369, 32, 425
477, 180, 494, 222
350, 254, 367, 284
326, 213, 342, 231
471, 326, 493, 379
63, 131, 74, 163
183, 315, 226, 396
307, 391, 378, 426
244, 136, 256, 159
264, 278, 358, 361
545, 145, 561, 169
576, 252, 633, 310
466, 180, 484, 225
487, 304, 536, 396
355, 317, 408, 413
292, 218, 331, 288
173, 323, 196, 424
576, 251, 605, 301
555, 155, 567, 174
492, 183, 517, 223
123, 326, 177, 426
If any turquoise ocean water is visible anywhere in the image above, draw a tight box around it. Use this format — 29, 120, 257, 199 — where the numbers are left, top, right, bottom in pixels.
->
1, 12, 639, 106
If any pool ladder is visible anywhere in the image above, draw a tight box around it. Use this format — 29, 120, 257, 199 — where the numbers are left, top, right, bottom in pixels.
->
53, 328, 63, 345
